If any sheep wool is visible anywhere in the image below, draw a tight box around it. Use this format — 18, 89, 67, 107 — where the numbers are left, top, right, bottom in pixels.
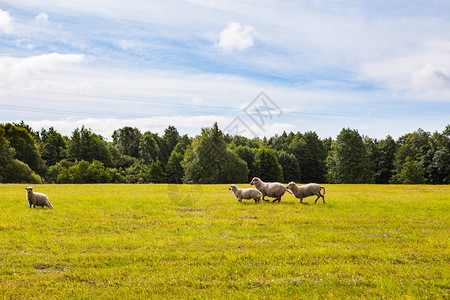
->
25, 187, 53, 208
229, 184, 262, 203
250, 177, 292, 203
286, 182, 326, 204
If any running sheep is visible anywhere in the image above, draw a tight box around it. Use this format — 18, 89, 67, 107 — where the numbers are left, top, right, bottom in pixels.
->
229, 184, 262, 203
25, 187, 53, 208
286, 182, 326, 204
250, 177, 292, 203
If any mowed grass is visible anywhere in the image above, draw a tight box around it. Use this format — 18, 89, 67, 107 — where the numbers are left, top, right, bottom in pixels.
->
0, 184, 448, 299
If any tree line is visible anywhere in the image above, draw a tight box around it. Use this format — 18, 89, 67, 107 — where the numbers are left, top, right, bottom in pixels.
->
0, 121, 448, 184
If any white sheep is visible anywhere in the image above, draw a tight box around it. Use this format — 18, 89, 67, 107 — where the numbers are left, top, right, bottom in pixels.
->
250, 177, 292, 203
25, 187, 53, 208
229, 184, 262, 203
286, 182, 326, 204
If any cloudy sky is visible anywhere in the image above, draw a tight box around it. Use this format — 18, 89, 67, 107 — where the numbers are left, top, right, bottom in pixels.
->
0, 0, 449, 140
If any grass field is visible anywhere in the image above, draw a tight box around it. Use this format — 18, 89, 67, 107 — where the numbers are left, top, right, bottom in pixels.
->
0, 184, 448, 299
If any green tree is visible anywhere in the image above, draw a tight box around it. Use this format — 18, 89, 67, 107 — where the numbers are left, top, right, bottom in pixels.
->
254, 147, 283, 182
39, 127, 68, 166
0, 127, 42, 183
56, 167, 73, 184
69, 160, 90, 183
182, 123, 248, 183
229, 135, 261, 149
139, 132, 161, 164
112, 126, 142, 158
108, 143, 137, 169
125, 162, 147, 184
277, 151, 301, 183
145, 160, 167, 183
47, 159, 75, 183
217, 150, 248, 183
396, 157, 427, 184
160, 126, 180, 163
426, 128, 450, 184
393, 129, 430, 183
289, 132, 327, 183
68, 126, 112, 165
166, 135, 192, 183
86, 160, 112, 183
172, 134, 191, 154
327, 128, 374, 183
365, 136, 397, 184
0, 128, 16, 182
1, 123, 45, 175
234, 146, 257, 182
267, 132, 290, 152
167, 152, 185, 183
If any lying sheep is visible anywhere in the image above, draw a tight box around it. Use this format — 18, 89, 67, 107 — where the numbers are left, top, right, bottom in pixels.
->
229, 184, 262, 204
250, 177, 292, 203
25, 187, 53, 208
286, 182, 326, 204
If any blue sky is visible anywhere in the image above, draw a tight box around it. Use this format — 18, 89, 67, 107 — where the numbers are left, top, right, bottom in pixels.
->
0, 0, 449, 140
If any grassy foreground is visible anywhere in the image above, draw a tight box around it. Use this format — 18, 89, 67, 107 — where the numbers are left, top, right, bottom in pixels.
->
0, 184, 448, 299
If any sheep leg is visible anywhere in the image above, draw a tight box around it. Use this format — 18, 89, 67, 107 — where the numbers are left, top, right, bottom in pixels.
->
238, 197, 242, 202
262, 195, 269, 201
314, 194, 326, 204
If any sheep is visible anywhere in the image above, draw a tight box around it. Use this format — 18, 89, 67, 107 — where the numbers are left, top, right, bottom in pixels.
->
229, 184, 262, 204
25, 187, 53, 208
249, 177, 292, 203
286, 182, 326, 204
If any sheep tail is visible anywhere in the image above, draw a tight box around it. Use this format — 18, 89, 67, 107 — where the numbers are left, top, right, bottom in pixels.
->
321, 186, 326, 195
285, 188, 293, 194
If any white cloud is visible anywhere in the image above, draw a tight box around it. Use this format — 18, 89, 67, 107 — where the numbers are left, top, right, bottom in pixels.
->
15, 38, 35, 49
20, 116, 298, 140
217, 22, 254, 51
35, 12, 49, 22
191, 97, 203, 104
360, 40, 450, 97
0, 8, 13, 34
116, 40, 137, 51
0, 53, 86, 88
412, 64, 450, 91
22, 115, 229, 140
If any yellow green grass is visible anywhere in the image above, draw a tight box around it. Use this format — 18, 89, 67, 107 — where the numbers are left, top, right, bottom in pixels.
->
0, 184, 448, 299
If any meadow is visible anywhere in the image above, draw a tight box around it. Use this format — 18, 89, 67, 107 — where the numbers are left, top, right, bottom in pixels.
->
0, 184, 448, 299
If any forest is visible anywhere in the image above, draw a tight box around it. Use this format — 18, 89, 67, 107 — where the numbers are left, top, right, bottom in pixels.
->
0, 121, 449, 185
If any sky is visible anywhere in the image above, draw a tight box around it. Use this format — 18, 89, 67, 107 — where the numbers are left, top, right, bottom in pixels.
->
0, 0, 449, 140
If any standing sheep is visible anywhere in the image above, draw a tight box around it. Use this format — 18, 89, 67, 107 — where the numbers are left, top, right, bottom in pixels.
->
229, 185, 262, 203
250, 177, 292, 203
286, 182, 326, 204
25, 187, 53, 208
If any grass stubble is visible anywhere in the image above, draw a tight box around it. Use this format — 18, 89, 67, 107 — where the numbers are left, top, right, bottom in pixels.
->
0, 184, 448, 299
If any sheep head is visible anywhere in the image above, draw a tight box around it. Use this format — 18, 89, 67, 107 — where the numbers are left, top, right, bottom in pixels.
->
229, 184, 237, 190
250, 177, 260, 185
286, 182, 296, 190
